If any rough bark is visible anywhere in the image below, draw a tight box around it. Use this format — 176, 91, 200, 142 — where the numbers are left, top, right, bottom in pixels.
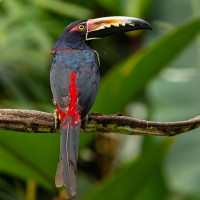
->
0, 109, 200, 136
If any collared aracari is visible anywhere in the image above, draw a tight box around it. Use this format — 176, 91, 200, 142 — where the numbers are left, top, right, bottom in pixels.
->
50, 16, 151, 198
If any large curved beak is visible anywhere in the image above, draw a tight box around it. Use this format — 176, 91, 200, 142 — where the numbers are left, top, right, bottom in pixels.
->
86, 16, 152, 40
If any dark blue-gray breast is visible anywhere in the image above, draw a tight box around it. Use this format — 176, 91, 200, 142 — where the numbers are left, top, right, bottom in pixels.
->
50, 50, 100, 120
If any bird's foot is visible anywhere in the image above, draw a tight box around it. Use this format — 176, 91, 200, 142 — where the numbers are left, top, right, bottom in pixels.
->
54, 109, 60, 129
82, 115, 88, 131
52, 98, 56, 106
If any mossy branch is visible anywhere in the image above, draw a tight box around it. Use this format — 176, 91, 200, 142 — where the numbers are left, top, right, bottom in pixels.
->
0, 109, 200, 136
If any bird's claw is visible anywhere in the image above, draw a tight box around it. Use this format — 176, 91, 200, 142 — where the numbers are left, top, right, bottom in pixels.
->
82, 115, 88, 131
52, 99, 56, 106
54, 109, 60, 129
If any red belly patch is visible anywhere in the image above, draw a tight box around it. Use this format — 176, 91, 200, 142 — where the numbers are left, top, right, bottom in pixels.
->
56, 72, 80, 129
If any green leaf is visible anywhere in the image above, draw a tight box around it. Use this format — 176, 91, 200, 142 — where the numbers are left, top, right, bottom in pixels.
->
0, 131, 60, 190
81, 139, 171, 200
148, 72, 200, 196
30, 0, 93, 20
0, 131, 94, 191
92, 18, 200, 114
132, 169, 167, 200
125, 0, 153, 19
96, 0, 122, 15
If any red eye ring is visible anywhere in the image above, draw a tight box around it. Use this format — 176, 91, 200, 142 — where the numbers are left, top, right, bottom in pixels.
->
69, 23, 86, 32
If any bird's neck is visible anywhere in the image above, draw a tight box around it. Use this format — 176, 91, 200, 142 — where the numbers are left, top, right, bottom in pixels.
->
51, 34, 92, 52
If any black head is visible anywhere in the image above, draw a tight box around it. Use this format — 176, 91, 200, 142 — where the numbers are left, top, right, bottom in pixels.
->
51, 16, 152, 52
52, 19, 91, 51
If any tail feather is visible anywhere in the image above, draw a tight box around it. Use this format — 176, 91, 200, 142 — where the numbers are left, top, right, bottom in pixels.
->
55, 160, 65, 187
55, 117, 80, 199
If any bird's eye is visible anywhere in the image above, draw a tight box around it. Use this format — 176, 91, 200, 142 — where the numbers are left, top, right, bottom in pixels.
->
78, 24, 85, 30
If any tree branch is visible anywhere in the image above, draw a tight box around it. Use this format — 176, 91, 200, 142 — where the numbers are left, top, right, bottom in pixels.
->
0, 109, 200, 136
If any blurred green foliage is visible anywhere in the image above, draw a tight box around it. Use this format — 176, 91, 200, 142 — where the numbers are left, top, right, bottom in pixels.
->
0, 0, 200, 200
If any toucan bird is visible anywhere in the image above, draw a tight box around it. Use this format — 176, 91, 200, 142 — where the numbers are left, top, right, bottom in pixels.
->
50, 16, 151, 198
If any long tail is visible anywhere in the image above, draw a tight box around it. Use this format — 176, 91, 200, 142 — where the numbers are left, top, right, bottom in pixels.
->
55, 117, 80, 199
